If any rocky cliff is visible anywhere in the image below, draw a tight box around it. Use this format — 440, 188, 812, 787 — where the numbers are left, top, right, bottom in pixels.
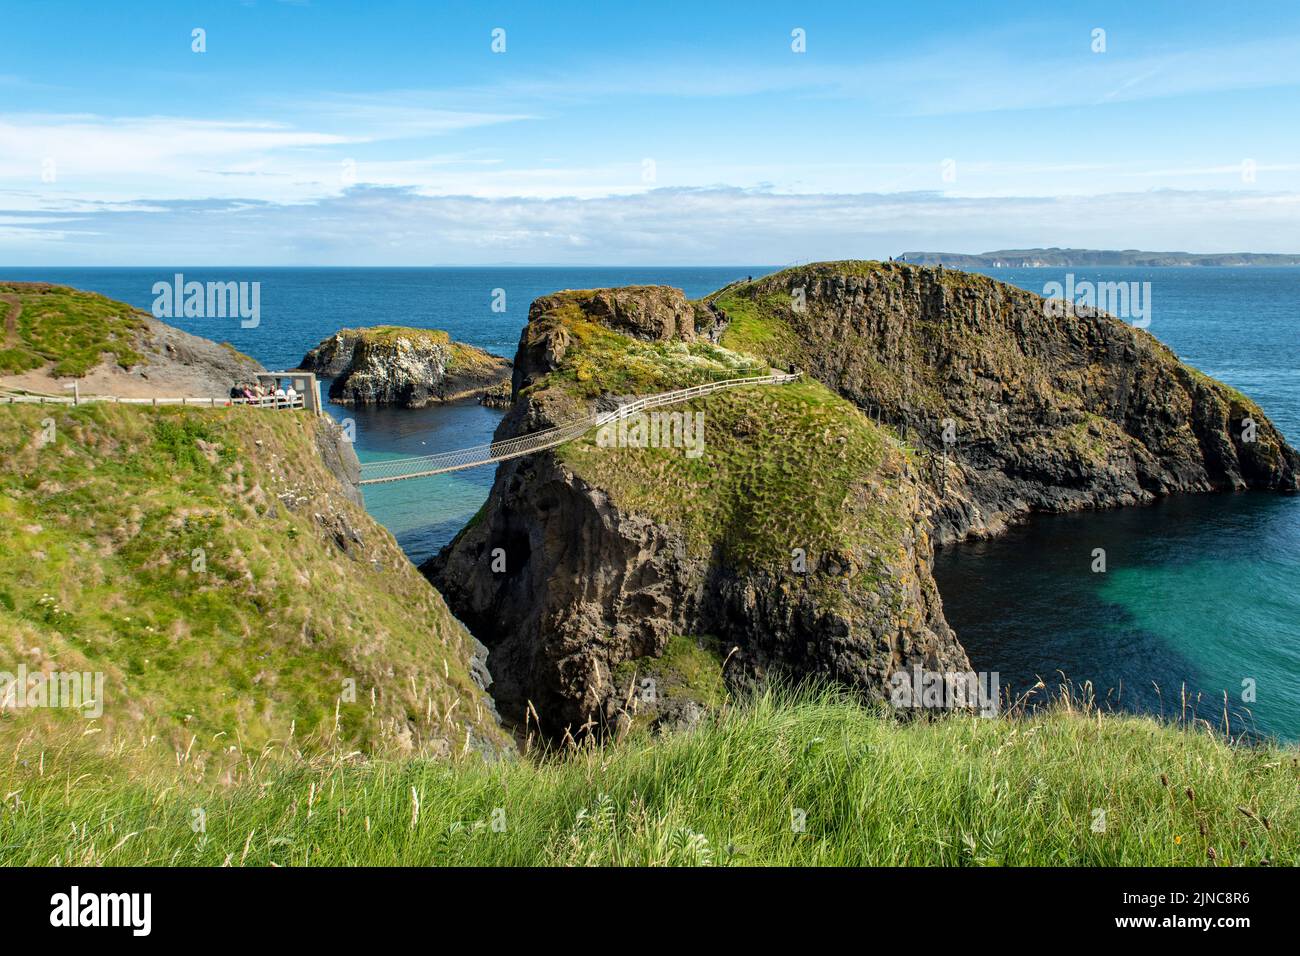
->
300, 326, 510, 407
424, 286, 968, 738
708, 262, 1299, 543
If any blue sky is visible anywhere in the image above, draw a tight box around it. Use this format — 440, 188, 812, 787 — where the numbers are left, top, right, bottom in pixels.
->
2, 0, 1299, 264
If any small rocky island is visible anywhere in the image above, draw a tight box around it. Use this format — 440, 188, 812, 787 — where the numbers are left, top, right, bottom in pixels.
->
300, 326, 511, 407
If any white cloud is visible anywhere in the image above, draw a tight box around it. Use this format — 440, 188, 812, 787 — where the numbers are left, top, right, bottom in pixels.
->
295, 92, 537, 139
0, 106, 536, 203
2, 185, 1296, 266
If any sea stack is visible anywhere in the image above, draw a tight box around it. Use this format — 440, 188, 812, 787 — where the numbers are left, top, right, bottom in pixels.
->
300, 326, 511, 408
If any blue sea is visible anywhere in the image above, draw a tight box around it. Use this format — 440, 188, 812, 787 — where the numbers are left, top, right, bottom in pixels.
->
940, 266, 1300, 742
4, 265, 1298, 740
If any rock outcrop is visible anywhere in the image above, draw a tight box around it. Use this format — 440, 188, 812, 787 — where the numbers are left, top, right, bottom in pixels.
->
708, 262, 1299, 544
528, 286, 699, 343
425, 286, 967, 738
300, 326, 510, 407
477, 379, 513, 409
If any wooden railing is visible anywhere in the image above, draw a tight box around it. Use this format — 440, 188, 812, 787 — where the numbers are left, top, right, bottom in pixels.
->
2, 393, 305, 409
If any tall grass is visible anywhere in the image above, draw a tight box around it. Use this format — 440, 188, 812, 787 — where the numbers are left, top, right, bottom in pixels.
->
0, 403, 504, 756
2, 689, 1294, 866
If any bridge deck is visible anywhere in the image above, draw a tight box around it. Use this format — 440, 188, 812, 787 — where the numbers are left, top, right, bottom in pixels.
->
357, 372, 800, 485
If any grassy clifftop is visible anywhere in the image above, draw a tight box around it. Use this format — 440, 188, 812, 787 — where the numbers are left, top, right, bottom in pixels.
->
519, 288, 919, 587
0, 282, 147, 377
336, 325, 452, 347
0, 402, 505, 760
518, 292, 765, 398
560, 379, 913, 579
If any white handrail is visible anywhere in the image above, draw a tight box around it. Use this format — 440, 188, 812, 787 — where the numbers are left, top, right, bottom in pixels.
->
2, 393, 304, 409
358, 371, 800, 485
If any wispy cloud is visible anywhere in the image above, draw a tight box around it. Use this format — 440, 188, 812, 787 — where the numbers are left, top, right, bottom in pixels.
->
3, 185, 1297, 266
295, 92, 537, 138
0, 106, 535, 203
412, 30, 1300, 117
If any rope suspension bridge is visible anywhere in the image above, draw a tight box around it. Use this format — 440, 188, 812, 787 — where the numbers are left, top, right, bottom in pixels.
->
357, 371, 802, 485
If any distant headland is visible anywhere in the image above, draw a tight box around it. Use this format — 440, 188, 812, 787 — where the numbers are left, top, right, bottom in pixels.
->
896, 248, 1300, 268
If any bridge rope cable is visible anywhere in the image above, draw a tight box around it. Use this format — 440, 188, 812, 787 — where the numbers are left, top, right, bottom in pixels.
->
357, 371, 801, 485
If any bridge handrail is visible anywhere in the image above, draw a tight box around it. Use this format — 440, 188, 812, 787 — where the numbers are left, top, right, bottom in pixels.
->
2, 393, 305, 409
358, 371, 799, 484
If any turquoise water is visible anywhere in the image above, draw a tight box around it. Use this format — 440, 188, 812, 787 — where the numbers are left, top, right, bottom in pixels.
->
932, 493, 1300, 740
934, 267, 1300, 741
5, 265, 1297, 738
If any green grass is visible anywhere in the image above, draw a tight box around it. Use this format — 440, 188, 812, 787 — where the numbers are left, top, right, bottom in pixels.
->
0, 402, 502, 756
710, 289, 806, 367
530, 306, 767, 399
1, 689, 1294, 866
343, 326, 451, 347
0, 283, 147, 376
559, 379, 911, 583
613, 634, 729, 728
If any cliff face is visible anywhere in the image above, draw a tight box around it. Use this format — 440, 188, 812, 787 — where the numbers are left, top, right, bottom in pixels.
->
300, 326, 510, 407
710, 262, 1299, 543
425, 286, 967, 738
